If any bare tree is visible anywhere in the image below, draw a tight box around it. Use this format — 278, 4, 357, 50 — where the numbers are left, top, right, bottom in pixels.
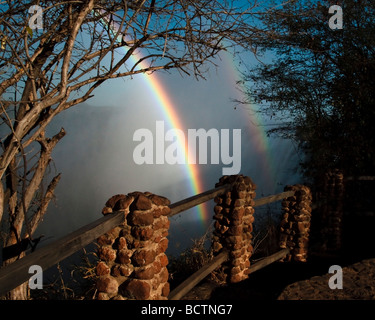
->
0, 0, 259, 299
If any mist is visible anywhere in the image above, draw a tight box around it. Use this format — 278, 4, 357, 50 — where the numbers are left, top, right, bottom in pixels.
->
38, 57, 301, 256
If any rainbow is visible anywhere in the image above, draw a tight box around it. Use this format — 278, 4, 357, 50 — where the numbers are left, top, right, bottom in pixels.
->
98, 11, 276, 229
94, 12, 210, 227
128, 54, 210, 226
241, 100, 277, 191
220, 52, 277, 192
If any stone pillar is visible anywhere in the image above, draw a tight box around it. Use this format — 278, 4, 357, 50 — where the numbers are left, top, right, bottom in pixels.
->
321, 170, 345, 252
279, 185, 312, 262
212, 175, 256, 283
96, 192, 171, 300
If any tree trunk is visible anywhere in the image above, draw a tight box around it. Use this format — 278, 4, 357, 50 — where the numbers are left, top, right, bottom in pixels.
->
3, 252, 30, 300
6, 283, 29, 300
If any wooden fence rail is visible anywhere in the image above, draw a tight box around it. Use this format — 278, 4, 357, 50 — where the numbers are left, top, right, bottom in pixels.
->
168, 248, 290, 300
169, 250, 229, 300
0, 211, 124, 296
0, 177, 301, 298
0, 184, 237, 296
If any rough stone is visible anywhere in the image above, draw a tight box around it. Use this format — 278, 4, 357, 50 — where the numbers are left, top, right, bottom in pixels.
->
152, 208, 162, 218
228, 225, 242, 236
149, 194, 171, 206
118, 249, 132, 265
115, 265, 134, 277
116, 237, 127, 250
243, 214, 255, 225
99, 246, 117, 262
132, 194, 153, 210
105, 194, 127, 208
232, 207, 244, 220
214, 196, 223, 204
97, 292, 109, 300
97, 234, 115, 246
212, 175, 257, 284
214, 206, 223, 215
153, 260, 162, 274
230, 249, 243, 259
158, 254, 169, 267
131, 225, 154, 241
112, 264, 133, 277
102, 206, 113, 215
113, 195, 134, 211
129, 210, 154, 226
237, 191, 247, 199
162, 282, 170, 297
132, 249, 157, 266
97, 192, 171, 300
243, 224, 253, 233
244, 207, 255, 215
153, 216, 170, 229
97, 276, 119, 295
212, 241, 223, 252
230, 266, 241, 275
107, 227, 122, 239
134, 265, 156, 280
234, 198, 245, 207
158, 267, 169, 283
158, 238, 169, 253
213, 213, 223, 221
125, 279, 151, 300
160, 206, 171, 216
96, 261, 110, 276
230, 273, 245, 283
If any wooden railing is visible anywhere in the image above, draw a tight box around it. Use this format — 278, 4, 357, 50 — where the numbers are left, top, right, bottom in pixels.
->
0, 176, 304, 298
168, 248, 291, 300
167, 188, 297, 300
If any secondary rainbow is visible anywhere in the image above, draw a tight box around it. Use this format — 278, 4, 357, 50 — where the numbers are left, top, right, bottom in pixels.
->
221, 52, 277, 191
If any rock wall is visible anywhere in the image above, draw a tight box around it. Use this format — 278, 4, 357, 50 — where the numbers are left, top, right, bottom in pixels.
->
94, 177, 313, 299
212, 175, 256, 283
96, 192, 171, 300
279, 185, 312, 262
321, 170, 345, 252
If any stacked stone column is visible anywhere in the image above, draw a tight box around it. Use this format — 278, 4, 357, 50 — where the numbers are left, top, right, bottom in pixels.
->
212, 175, 256, 283
279, 185, 312, 262
96, 192, 170, 300
321, 170, 345, 252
